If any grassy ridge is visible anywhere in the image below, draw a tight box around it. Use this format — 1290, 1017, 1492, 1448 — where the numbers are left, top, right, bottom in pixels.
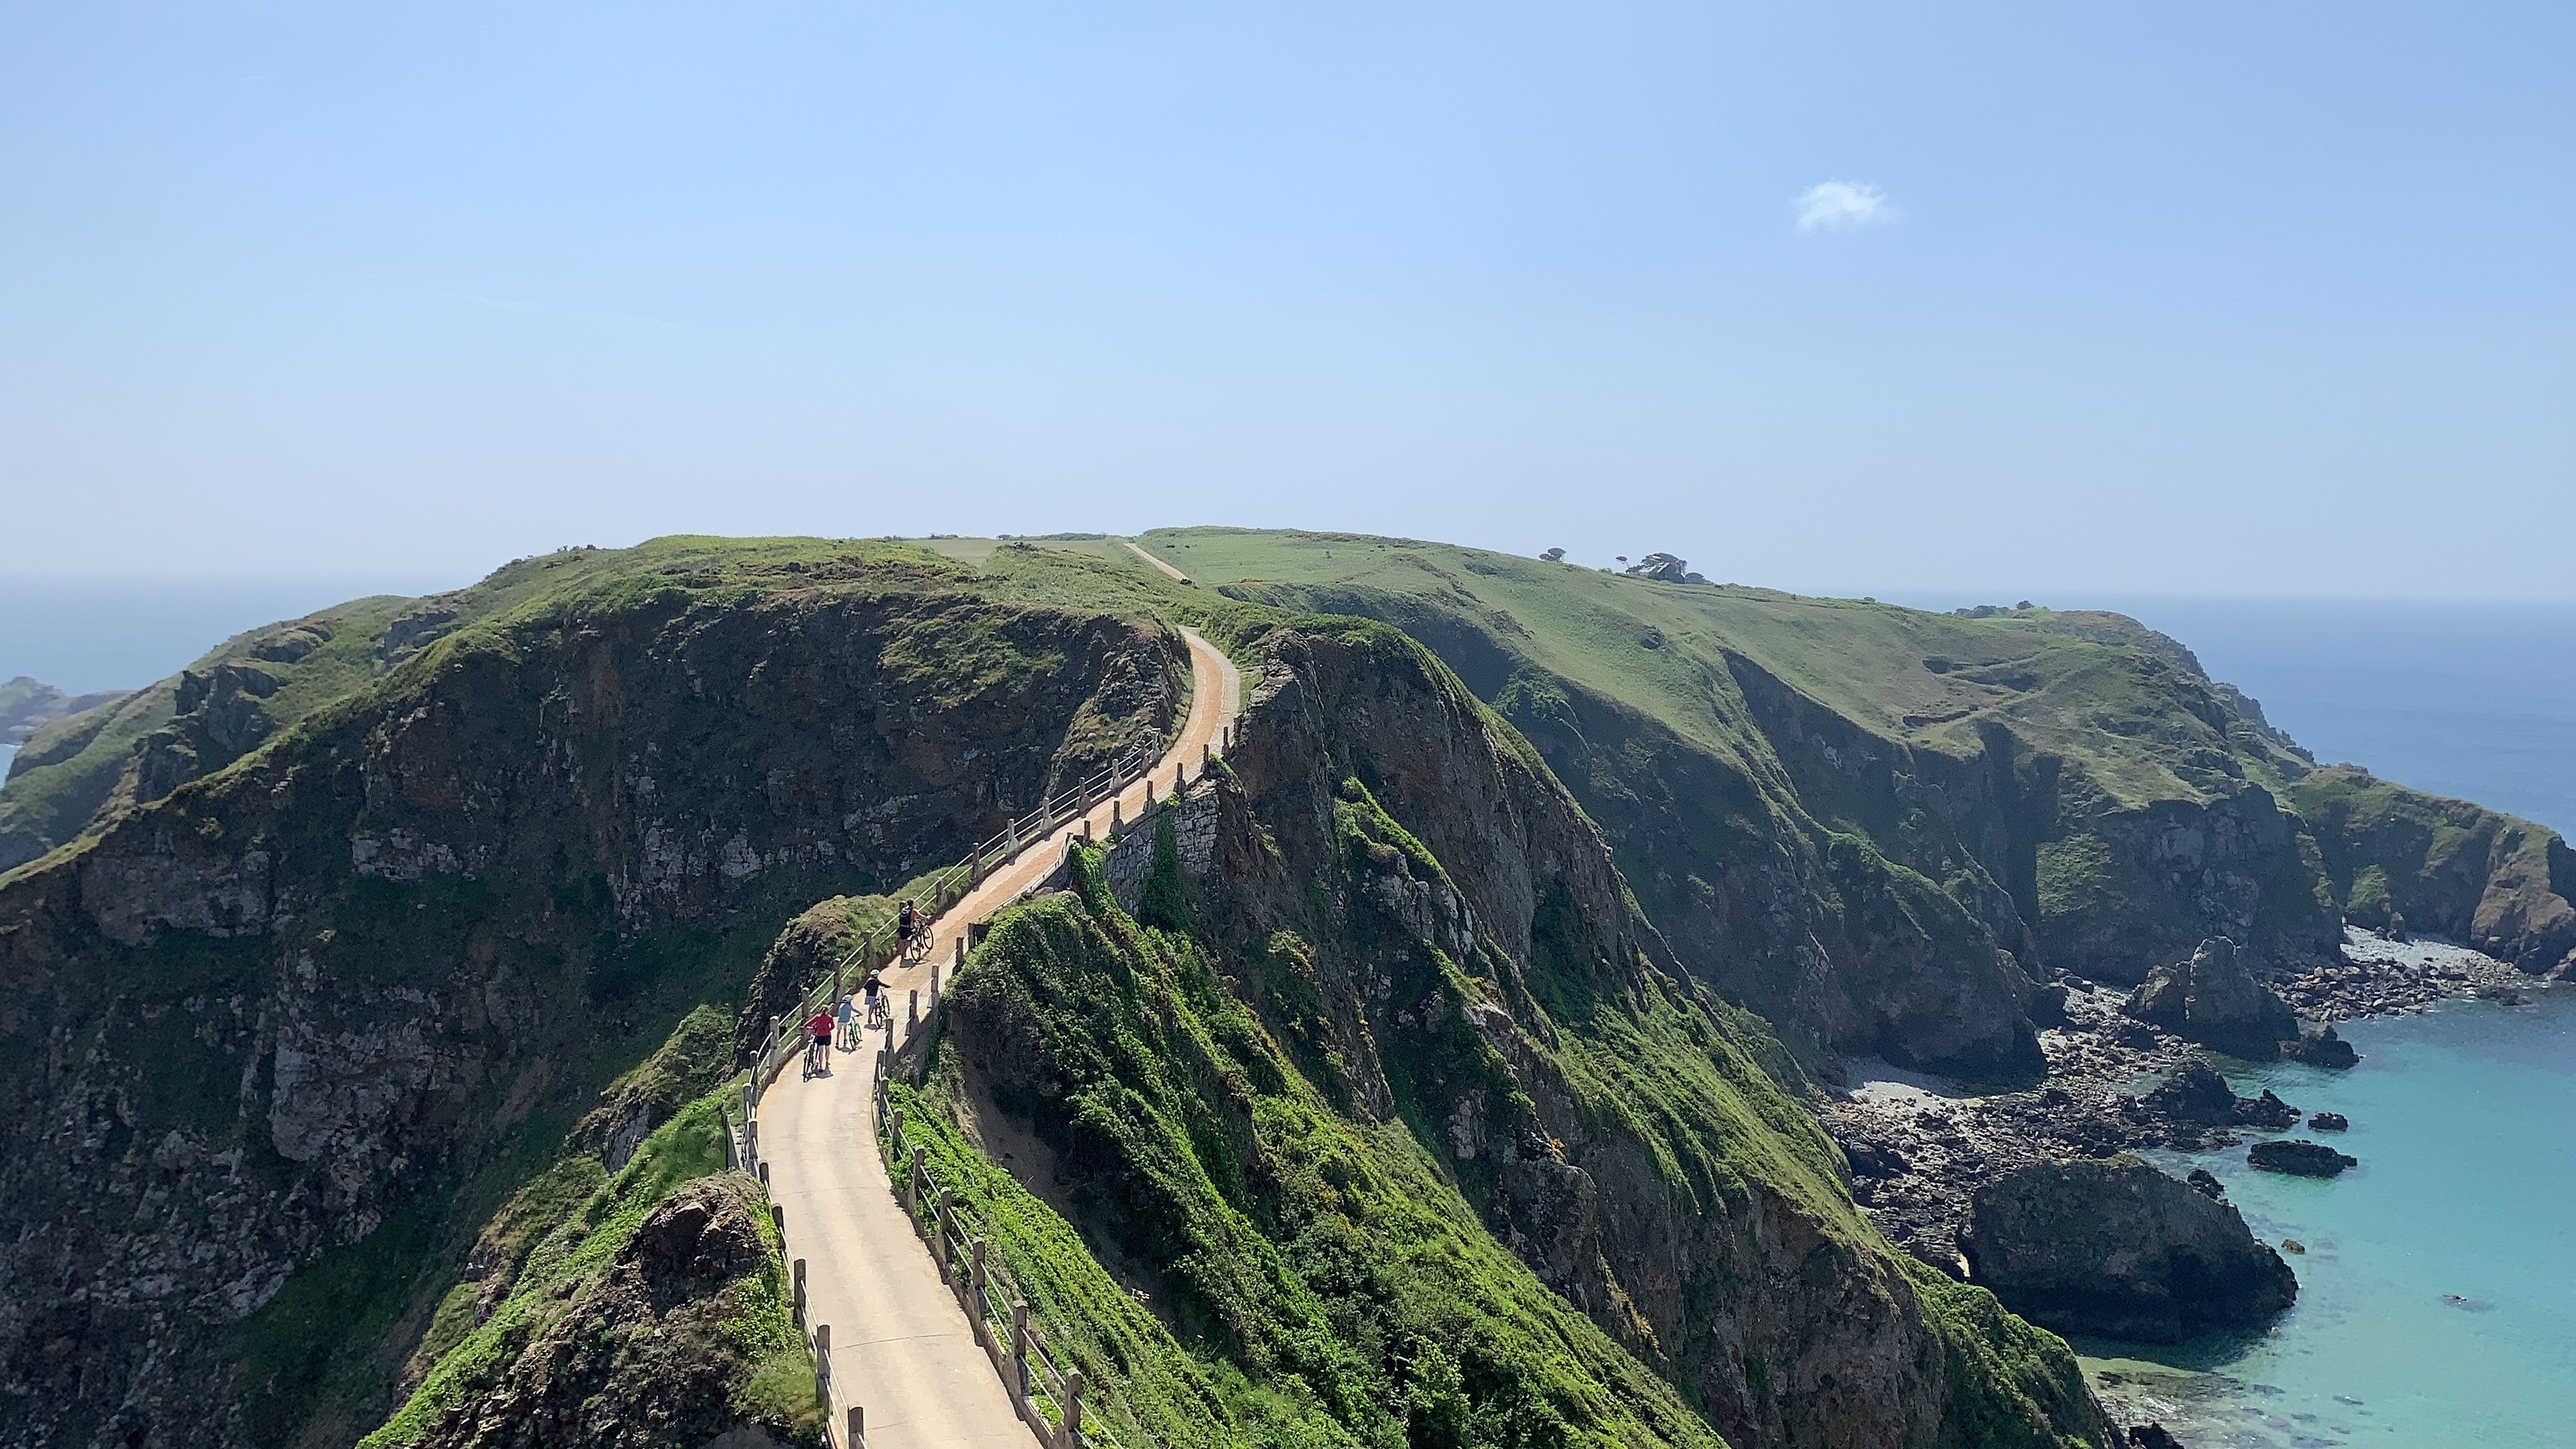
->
924, 851, 1729, 1449
1140, 529, 2255, 810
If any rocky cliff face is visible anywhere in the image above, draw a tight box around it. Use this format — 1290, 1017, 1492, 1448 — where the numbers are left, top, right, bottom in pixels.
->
2288, 765, 2576, 973
0, 555, 1180, 1449
1210, 551, 2575, 1075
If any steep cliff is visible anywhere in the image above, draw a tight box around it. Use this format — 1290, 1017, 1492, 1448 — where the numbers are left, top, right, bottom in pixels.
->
0, 539, 1187, 1449
901, 618, 2111, 1449
1160, 529, 2573, 1070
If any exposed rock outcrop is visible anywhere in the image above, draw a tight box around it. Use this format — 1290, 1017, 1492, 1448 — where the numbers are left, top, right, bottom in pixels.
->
408, 1177, 816, 1449
2284, 1021, 2359, 1068
2248, 1140, 2356, 1177
2123, 938, 2298, 1057
1960, 1155, 2296, 1342
2141, 1063, 2298, 1129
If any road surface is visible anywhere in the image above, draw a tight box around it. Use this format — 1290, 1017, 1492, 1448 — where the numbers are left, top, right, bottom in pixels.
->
759, 627, 1239, 1448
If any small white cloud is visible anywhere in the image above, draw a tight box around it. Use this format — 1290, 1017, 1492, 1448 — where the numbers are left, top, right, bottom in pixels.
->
1794, 180, 1894, 233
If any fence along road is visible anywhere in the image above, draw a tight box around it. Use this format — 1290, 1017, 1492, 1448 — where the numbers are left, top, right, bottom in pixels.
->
757, 625, 1242, 1448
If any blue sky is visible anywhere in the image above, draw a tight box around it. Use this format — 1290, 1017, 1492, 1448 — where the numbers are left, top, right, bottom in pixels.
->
2, 2, 2568, 596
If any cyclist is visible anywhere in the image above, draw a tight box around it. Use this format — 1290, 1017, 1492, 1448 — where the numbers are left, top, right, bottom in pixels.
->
804, 1006, 836, 1074
896, 898, 919, 960
863, 970, 885, 1028
834, 991, 856, 1051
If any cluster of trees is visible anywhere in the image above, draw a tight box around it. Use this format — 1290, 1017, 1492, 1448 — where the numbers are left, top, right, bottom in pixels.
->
1540, 547, 1709, 585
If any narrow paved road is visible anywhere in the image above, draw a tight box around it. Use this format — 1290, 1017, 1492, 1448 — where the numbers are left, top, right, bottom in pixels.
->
759, 627, 1239, 1449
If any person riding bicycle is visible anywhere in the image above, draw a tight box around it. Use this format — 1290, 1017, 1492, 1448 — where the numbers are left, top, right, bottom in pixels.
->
804, 1007, 836, 1073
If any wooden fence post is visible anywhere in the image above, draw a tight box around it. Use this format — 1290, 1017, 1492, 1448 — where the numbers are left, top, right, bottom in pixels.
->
814, 1322, 830, 1396
793, 1258, 807, 1324
771, 1203, 786, 1238
1063, 1371, 1085, 1449
1011, 1301, 1031, 1402
847, 1405, 863, 1446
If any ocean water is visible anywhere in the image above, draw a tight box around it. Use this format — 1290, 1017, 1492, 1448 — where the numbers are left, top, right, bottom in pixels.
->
0, 574, 456, 696
0, 574, 451, 781
2082, 990, 2576, 1447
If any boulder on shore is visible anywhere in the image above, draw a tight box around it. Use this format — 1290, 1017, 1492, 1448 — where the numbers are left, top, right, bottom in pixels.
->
2125, 937, 2300, 1058
1960, 1155, 2297, 1343
2308, 1112, 2349, 1132
2142, 1063, 2298, 1128
2285, 1021, 2360, 1069
2249, 1140, 2356, 1177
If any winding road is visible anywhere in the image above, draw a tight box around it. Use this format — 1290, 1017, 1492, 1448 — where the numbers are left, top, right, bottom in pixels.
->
759, 616, 1240, 1448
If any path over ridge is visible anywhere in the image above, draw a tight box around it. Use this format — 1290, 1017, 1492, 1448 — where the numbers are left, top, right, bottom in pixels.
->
760, 626, 1240, 1449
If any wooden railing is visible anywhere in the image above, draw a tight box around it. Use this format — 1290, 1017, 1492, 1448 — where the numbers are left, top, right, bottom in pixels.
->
747, 735, 1164, 1093
881, 1093, 1144, 1449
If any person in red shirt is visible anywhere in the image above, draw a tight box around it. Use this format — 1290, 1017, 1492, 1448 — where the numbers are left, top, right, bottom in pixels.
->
804, 1007, 837, 1073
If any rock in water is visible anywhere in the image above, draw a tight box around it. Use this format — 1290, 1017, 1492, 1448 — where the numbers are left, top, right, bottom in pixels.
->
1960, 1155, 2297, 1342
2237, 1089, 2301, 1128
2286, 1020, 2361, 1068
2125, 936, 2300, 1058
2186, 1168, 2226, 1199
2249, 1140, 2357, 1177
2129, 1426, 2186, 1449
2308, 1111, 2349, 1132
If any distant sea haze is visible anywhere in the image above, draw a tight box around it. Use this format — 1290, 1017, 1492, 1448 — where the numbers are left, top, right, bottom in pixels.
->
3, 579, 2570, 838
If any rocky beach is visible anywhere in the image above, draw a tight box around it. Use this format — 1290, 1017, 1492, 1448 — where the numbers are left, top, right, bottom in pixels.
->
1822, 927, 2548, 1281
1823, 926, 2562, 1446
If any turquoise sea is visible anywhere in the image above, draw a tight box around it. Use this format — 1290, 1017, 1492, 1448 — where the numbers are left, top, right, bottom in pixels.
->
2082, 990, 2576, 1447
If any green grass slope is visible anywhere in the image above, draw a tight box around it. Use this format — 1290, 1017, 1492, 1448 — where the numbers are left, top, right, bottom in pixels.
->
918, 873, 1724, 1449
